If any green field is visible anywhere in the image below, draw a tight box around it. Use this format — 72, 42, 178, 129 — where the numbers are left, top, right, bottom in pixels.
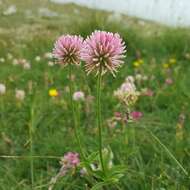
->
0, 0, 190, 189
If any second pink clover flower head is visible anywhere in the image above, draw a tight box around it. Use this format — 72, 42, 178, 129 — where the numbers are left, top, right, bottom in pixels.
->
81, 30, 126, 76
53, 35, 83, 66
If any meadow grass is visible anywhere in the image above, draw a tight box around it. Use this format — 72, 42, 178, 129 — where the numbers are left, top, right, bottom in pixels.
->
0, 0, 190, 189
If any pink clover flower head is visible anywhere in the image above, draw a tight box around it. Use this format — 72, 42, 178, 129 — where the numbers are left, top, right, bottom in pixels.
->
48, 152, 80, 189
165, 78, 173, 85
120, 82, 136, 93
81, 30, 126, 76
73, 91, 85, 101
60, 152, 80, 168
141, 88, 154, 97
53, 35, 83, 66
114, 112, 122, 118
130, 111, 143, 120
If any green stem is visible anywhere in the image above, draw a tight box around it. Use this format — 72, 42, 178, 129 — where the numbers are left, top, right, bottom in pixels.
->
97, 72, 105, 174
30, 106, 34, 188
0, 97, 5, 128
68, 64, 85, 159
148, 129, 189, 176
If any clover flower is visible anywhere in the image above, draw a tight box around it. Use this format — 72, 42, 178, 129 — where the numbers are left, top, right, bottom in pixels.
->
15, 89, 25, 101
60, 152, 80, 168
114, 78, 139, 106
0, 83, 6, 95
23, 62, 31, 70
35, 56, 41, 62
165, 78, 173, 85
48, 61, 54, 67
130, 111, 143, 120
44, 52, 53, 59
125, 75, 135, 83
53, 35, 83, 66
49, 152, 80, 190
81, 30, 126, 76
73, 91, 85, 101
141, 88, 154, 97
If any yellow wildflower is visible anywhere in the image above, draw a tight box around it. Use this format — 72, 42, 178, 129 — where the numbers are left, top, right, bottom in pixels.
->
49, 89, 58, 97
169, 58, 176, 65
163, 63, 169, 69
133, 61, 140, 67
138, 59, 144, 65
133, 59, 144, 68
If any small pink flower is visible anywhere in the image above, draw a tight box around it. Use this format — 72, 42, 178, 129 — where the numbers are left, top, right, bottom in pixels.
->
120, 82, 136, 93
60, 152, 80, 168
53, 35, 83, 66
141, 88, 154, 97
114, 112, 122, 118
81, 30, 126, 76
49, 152, 80, 190
130, 111, 143, 120
114, 112, 123, 121
73, 91, 85, 101
165, 78, 173, 85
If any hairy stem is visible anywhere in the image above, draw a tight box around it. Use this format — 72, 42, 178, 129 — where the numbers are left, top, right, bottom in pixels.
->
97, 72, 105, 174
29, 106, 34, 188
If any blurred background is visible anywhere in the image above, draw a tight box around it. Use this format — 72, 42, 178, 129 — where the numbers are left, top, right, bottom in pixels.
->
52, 0, 190, 27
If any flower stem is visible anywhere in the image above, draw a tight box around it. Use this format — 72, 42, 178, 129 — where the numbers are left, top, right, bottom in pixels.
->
29, 106, 34, 188
68, 64, 85, 159
97, 72, 105, 174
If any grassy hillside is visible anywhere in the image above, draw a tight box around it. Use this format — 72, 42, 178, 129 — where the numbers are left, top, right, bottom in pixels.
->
0, 0, 190, 189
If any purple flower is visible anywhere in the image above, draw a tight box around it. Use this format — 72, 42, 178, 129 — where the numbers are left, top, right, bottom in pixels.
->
60, 152, 80, 168
81, 30, 126, 76
141, 88, 154, 97
53, 35, 83, 66
49, 152, 80, 190
130, 111, 143, 120
165, 78, 173, 85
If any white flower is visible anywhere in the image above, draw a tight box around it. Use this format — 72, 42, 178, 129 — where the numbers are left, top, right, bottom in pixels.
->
135, 74, 143, 81
0, 58, 5, 63
0, 84, 6, 95
15, 89, 25, 101
114, 80, 139, 106
3, 5, 17, 16
142, 75, 148, 81
12, 59, 19, 65
35, 56, 41, 62
44, 52, 53, 59
73, 91, 85, 101
23, 62, 31, 70
125, 76, 135, 83
7, 53, 13, 60
48, 61, 54, 66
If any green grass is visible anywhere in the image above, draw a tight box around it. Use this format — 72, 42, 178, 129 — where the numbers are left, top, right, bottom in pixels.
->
0, 0, 190, 189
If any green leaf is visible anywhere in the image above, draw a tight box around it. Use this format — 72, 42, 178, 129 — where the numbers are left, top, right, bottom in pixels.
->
90, 181, 112, 190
